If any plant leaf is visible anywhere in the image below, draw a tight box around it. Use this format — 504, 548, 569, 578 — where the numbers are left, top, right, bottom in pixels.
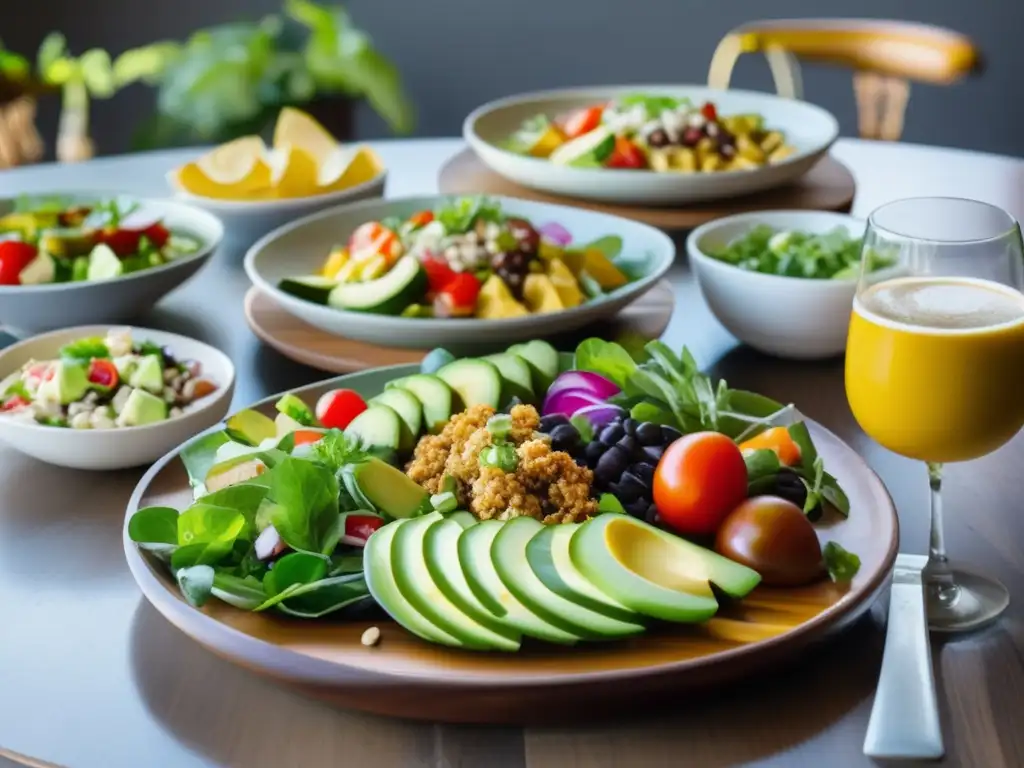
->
210, 573, 266, 610
180, 431, 231, 490
574, 338, 637, 389
582, 235, 623, 260
275, 574, 370, 618
267, 457, 341, 555
175, 503, 247, 566
744, 449, 781, 483
128, 506, 179, 545
176, 565, 215, 607
598, 494, 627, 515
823, 541, 861, 582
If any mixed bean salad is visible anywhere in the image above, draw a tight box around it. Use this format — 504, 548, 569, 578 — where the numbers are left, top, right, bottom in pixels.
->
0, 196, 201, 286
0, 328, 219, 429
503, 93, 797, 173
128, 337, 861, 651
277, 197, 639, 320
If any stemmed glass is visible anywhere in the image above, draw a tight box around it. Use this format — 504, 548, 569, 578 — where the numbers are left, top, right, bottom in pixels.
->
845, 197, 1024, 632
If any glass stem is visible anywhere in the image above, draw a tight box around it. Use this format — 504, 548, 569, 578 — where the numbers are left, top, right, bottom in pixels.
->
926, 461, 959, 607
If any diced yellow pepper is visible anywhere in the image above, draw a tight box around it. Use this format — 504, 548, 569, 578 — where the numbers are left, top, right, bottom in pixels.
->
476, 275, 529, 319
523, 274, 565, 314
545, 257, 584, 308
528, 125, 567, 158
582, 248, 629, 290
321, 247, 349, 278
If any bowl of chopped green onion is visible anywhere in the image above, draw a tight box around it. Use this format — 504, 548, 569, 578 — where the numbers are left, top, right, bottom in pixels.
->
687, 211, 898, 359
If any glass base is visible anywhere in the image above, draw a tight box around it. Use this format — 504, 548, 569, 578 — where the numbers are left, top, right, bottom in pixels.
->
925, 568, 1009, 633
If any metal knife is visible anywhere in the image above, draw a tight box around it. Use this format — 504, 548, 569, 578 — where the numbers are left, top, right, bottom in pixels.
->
863, 553, 944, 760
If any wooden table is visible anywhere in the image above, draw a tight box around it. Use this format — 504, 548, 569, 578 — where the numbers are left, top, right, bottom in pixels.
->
1, 139, 1022, 768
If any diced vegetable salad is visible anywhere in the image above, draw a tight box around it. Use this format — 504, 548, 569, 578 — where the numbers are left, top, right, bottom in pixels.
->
0, 328, 219, 429
503, 93, 796, 174
0, 195, 201, 286
277, 197, 646, 319
128, 336, 860, 650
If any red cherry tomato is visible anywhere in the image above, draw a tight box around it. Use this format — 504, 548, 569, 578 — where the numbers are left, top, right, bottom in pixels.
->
0, 241, 38, 285
562, 106, 604, 139
344, 514, 384, 543
315, 389, 368, 431
606, 136, 646, 169
142, 223, 171, 248
422, 256, 457, 294
408, 210, 434, 229
292, 429, 325, 446
439, 272, 481, 309
87, 359, 119, 389
700, 102, 718, 122
98, 229, 141, 257
1, 395, 29, 412
653, 432, 748, 536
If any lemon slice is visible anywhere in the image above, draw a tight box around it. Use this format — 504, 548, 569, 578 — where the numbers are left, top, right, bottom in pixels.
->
266, 144, 321, 198
170, 164, 275, 200
273, 107, 339, 166
171, 136, 274, 199
317, 145, 385, 191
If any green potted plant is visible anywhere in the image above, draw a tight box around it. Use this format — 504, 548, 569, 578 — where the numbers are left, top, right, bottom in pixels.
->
129, 0, 414, 149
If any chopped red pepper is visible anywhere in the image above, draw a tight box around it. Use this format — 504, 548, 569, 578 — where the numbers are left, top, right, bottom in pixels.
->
700, 102, 718, 122
434, 272, 480, 317
408, 210, 434, 229
87, 359, 119, 390
344, 514, 384, 543
315, 389, 368, 431
562, 106, 604, 139
606, 137, 646, 169
422, 257, 457, 294
0, 241, 38, 285
1, 395, 29, 412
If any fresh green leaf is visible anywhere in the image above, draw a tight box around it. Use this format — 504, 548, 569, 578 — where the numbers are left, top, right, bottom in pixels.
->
59, 336, 109, 364
617, 93, 688, 119
574, 338, 637, 388
612, 332, 651, 363
37, 32, 67, 75
576, 270, 605, 299
598, 494, 627, 515
210, 573, 265, 610
267, 457, 341, 555
823, 541, 861, 582
329, 550, 364, 575
307, 429, 372, 473
262, 551, 329, 598
173, 503, 249, 568
128, 506, 179, 545
433, 197, 502, 234
199, 482, 270, 527
569, 413, 595, 444
629, 401, 679, 429
582, 235, 623, 260
2, 379, 30, 400
821, 473, 851, 517
744, 449, 781, 482
787, 421, 818, 469
180, 431, 233, 490
276, 574, 370, 618
176, 565, 215, 608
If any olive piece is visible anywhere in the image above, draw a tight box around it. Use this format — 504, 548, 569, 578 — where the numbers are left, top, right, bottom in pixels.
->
613, 478, 643, 504
635, 422, 663, 446
625, 498, 650, 519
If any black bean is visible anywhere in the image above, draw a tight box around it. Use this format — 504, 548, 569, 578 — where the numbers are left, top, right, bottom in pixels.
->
599, 423, 625, 445
160, 345, 177, 366
623, 418, 638, 436
550, 423, 579, 443
631, 462, 655, 486
625, 499, 649, 519
540, 414, 569, 432
661, 426, 682, 444
620, 471, 648, 496
617, 435, 639, 456
643, 445, 666, 463
644, 503, 660, 525
635, 422, 662, 446
594, 446, 629, 482
584, 441, 606, 464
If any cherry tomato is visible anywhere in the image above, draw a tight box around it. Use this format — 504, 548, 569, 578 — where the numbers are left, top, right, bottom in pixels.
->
98, 229, 141, 256
562, 106, 604, 139
292, 429, 325, 446
315, 389, 368, 430
700, 102, 718, 122
347, 221, 399, 261
606, 137, 646, 169
408, 210, 434, 229
0, 241, 38, 285
1, 395, 29, 412
653, 431, 748, 536
714, 496, 824, 587
738, 427, 801, 467
439, 273, 481, 309
87, 359, 119, 390
422, 256, 457, 294
142, 223, 171, 248
344, 514, 384, 543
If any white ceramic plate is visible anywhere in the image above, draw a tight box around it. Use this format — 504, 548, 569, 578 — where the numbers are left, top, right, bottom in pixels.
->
0, 194, 224, 335
465, 85, 839, 205
244, 194, 675, 352
0, 325, 235, 470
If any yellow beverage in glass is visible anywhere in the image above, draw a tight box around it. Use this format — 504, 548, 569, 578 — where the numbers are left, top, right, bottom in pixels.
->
846, 276, 1024, 463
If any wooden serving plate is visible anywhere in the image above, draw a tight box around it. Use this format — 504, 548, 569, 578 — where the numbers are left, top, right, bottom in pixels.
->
244, 282, 676, 373
124, 367, 899, 724
439, 149, 856, 231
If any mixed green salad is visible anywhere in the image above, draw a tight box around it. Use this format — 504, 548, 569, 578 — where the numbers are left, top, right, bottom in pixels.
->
128, 336, 860, 650
0, 328, 219, 428
704, 224, 891, 280
0, 195, 202, 286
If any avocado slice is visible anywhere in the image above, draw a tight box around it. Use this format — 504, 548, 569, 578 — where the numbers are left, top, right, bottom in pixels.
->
350, 457, 429, 519
481, 352, 535, 406
386, 374, 453, 433
40, 230, 98, 259
393, 513, 520, 651
345, 404, 402, 453
492, 517, 645, 639
526, 523, 642, 625
275, 393, 316, 426
369, 388, 423, 450
205, 457, 269, 494
225, 409, 278, 446
36, 361, 89, 405
278, 275, 337, 304
507, 340, 559, 393
327, 256, 428, 315
446, 510, 477, 529
128, 354, 164, 395
119, 388, 168, 427
436, 359, 502, 410
364, 520, 465, 647
570, 514, 762, 623
274, 411, 304, 437
458, 521, 579, 645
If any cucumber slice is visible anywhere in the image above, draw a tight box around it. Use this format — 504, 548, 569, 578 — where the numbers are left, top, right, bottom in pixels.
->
387, 374, 454, 433
507, 340, 559, 393
436, 359, 502, 410
327, 256, 427, 315
481, 353, 535, 406
549, 126, 615, 168
369, 388, 423, 452
279, 275, 338, 304
345, 404, 402, 453
86, 244, 123, 281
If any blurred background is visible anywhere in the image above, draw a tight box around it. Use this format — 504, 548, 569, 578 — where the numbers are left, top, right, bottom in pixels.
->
1, 0, 1021, 162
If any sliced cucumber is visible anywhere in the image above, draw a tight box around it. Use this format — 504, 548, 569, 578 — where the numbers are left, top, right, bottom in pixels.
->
436, 359, 502, 410
481, 353, 535, 407
369, 388, 423, 452
549, 126, 615, 168
387, 374, 453, 433
327, 256, 427, 315
345, 404, 402, 453
507, 340, 559, 393
279, 275, 337, 304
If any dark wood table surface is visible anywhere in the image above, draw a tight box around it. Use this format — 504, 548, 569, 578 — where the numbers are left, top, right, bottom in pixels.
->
0, 139, 1022, 768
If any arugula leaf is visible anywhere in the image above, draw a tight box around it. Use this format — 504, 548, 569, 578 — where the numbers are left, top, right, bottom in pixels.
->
59, 336, 109, 364
574, 338, 637, 388
267, 457, 341, 555
307, 429, 372, 474
275, 574, 371, 618
180, 431, 231, 490
210, 573, 265, 610
823, 542, 861, 582
176, 565, 215, 608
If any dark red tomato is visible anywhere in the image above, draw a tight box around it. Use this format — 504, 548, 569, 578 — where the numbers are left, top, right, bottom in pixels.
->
422, 257, 456, 294
562, 106, 604, 139
292, 429, 325, 446
606, 137, 646, 169
345, 514, 383, 543
142, 223, 171, 248
653, 432, 748, 536
715, 496, 824, 587
439, 273, 480, 309
315, 389, 368, 430
98, 229, 140, 257
0, 241, 38, 285
700, 102, 718, 122
1, 395, 29, 412
87, 359, 119, 389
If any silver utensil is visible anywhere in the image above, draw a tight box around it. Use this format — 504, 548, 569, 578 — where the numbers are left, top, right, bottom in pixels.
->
863, 553, 944, 760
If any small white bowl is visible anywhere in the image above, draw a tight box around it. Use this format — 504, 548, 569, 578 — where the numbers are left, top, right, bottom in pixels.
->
687, 211, 868, 360
168, 170, 387, 250
0, 326, 235, 470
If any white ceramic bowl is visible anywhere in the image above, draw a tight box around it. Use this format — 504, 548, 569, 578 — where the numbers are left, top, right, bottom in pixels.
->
0, 195, 224, 336
687, 211, 869, 360
244, 194, 675, 352
465, 85, 839, 205
168, 170, 387, 250
0, 325, 235, 470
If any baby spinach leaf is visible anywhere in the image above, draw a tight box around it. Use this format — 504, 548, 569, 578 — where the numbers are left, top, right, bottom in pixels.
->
574, 338, 637, 388
263, 552, 330, 598
744, 449, 781, 483
180, 431, 231, 490
276, 575, 371, 618
329, 551, 365, 576
59, 336, 109, 365
211, 573, 266, 610
128, 506, 179, 545
200, 482, 269, 527
176, 565, 215, 608
823, 541, 861, 582
598, 494, 627, 515
267, 458, 341, 555
174, 503, 248, 567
